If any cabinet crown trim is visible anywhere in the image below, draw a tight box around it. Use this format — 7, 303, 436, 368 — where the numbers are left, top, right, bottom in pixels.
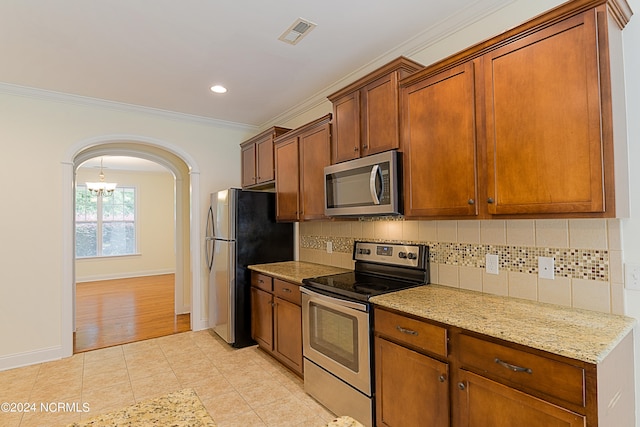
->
327, 56, 423, 101
400, 0, 632, 87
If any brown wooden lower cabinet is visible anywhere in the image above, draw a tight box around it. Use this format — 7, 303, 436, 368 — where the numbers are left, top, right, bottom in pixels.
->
375, 336, 449, 427
374, 306, 634, 427
250, 271, 303, 376
457, 370, 585, 427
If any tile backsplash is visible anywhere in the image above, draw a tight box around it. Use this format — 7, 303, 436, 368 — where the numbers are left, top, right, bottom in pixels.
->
298, 218, 624, 315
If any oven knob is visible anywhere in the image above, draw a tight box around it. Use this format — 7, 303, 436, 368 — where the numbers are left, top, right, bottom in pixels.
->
398, 252, 407, 259
407, 252, 417, 260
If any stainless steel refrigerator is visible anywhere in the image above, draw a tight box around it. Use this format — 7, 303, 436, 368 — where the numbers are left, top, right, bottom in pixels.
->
205, 188, 294, 348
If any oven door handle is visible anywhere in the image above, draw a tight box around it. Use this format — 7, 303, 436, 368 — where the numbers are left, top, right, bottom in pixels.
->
301, 286, 369, 312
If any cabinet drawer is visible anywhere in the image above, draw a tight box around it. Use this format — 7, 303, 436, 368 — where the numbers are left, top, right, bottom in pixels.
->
374, 309, 447, 357
274, 279, 301, 305
458, 334, 585, 407
252, 273, 273, 292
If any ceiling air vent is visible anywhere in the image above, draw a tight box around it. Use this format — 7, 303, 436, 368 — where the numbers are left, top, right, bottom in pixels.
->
278, 18, 317, 45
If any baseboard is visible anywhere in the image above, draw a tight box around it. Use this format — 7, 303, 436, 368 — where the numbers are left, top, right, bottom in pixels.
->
75, 269, 175, 283
0, 345, 66, 372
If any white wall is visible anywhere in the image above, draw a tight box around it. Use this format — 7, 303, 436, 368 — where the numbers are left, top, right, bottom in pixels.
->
0, 90, 253, 369
74, 168, 175, 281
622, 0, 640, 419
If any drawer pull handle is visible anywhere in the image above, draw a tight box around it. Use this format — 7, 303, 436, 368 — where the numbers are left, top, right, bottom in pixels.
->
396, 326, 418, 336
282, 288, 292, 293
494, 358, 532, 374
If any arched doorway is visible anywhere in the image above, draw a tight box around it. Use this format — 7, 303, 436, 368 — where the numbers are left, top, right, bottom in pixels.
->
61, 135, 203, 358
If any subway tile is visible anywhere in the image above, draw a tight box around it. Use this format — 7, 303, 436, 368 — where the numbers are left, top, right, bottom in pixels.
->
428, 262, 439, 284
508, 271, 538, 301
483, 270, 508, 296
387, 220, 403, 241
572, 278, 611, 313
609, 250, 624, 284
458, 220, 480, 244
607, 219, 623, 251
402, 220, 420, 243
360, 221, 375, 240
349, 221, 363, 239
331, 221, 351, 237
569, 219, 607, 250
459, 266, 483, 292
438, 264, 459, 288
437, 220, 458, 243
611, 282, 625, 315
374, 221, 390, 240
480, 220, 506, 245
535, 219, 569, 248
538, 277, 572, 307
418, 220, 437, 241
506, 220, 535, 246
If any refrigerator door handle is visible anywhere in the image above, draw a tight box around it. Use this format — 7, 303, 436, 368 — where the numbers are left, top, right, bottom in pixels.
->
205, 206, 215, 271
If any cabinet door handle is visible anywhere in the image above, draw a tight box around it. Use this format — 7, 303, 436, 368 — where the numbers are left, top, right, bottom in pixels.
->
458, 382, 466, 391
396, 326, 418, 336
468, 198, 475, 205
494, 357, 533, 374
438, 374, 447, 383
487, 197, 495, 204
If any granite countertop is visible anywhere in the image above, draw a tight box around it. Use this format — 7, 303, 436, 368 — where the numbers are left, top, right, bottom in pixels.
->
248, 261, 350, 284
371, 284, 636, 364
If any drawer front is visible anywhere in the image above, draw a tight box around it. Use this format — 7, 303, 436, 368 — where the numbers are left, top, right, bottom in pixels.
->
274, 278, 301, 305
458, 334, 585, 407
374, 309, 447, 357
252, 273, 273, 292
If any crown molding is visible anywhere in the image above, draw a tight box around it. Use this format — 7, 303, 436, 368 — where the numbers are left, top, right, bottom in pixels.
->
0, 82, 258, 132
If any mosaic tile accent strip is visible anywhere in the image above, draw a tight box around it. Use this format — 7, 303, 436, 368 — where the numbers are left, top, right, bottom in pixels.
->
300, 236, 609, 281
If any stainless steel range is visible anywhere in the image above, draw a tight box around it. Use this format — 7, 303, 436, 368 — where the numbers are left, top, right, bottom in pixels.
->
301, 241, 430, 427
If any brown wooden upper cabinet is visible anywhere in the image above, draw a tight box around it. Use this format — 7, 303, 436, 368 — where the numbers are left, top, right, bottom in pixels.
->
328, 57, 423, 164
274, 114, 332, 222
401, 0, 631, 219
240, 126, 290, 188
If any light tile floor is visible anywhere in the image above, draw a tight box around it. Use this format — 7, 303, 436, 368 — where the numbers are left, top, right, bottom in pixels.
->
0, 330, 336, 427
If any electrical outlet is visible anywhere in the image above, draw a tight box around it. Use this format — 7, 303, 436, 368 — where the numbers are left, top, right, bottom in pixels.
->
538, 256, 555, 280
485, 254, 499, 275
625, 263, 640, 290
326, 241, 333, 254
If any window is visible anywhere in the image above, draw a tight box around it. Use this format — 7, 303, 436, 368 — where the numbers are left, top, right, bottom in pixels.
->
75, 185, 137, 258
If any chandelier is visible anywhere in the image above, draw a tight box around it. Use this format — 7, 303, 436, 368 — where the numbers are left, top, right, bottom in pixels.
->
86, 158, 117, 197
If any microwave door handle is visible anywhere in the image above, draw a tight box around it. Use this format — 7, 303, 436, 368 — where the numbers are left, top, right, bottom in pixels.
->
369, 165, 382, 205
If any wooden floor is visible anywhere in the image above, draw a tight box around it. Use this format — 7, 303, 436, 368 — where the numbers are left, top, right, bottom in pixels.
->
74, 274, 190, 353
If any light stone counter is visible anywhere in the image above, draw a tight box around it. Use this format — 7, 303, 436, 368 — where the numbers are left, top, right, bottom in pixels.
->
249, 261, 350, 284
370, 284, 635, 364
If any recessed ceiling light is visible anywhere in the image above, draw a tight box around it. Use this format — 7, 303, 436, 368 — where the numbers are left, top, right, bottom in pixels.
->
210, 85, 227, 94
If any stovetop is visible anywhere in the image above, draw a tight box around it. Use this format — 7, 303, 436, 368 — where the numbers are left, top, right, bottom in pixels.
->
302, 271, 425, 302
302, 241, 430, 302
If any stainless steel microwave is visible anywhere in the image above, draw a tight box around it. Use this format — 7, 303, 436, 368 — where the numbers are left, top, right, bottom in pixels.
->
324, 150, 400, 217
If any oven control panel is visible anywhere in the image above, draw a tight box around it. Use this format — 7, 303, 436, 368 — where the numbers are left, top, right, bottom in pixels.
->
353, 241, 426, 268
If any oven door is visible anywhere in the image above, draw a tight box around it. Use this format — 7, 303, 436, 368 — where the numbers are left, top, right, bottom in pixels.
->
301, 287, 371, 395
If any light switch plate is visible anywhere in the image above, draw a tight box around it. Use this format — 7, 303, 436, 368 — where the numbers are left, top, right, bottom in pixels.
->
486, 254, 499, 275
538, 256, 555, 280
625, 263, 640, 290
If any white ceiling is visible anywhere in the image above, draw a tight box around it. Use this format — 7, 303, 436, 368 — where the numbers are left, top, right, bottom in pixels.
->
0, 0, 514, 128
